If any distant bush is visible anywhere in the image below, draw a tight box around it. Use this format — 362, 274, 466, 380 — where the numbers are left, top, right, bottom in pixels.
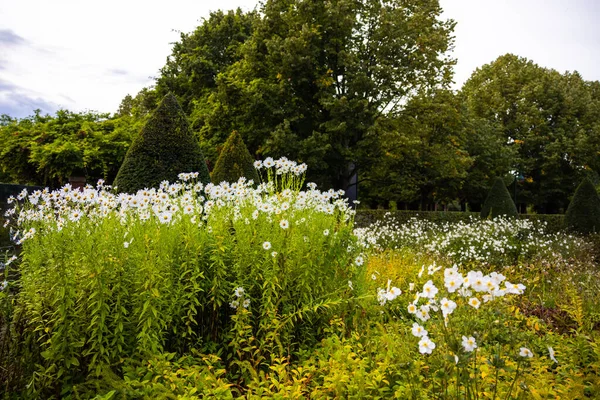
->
211, 131, 259, 184
480, 177, 518, 219
565, 178, 600, 234
113, 93, 210, 193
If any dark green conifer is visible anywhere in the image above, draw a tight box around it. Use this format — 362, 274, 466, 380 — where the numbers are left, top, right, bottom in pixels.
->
565, 178, 600, 234
480, 177, 518, 219
113, 93, 210, 193
211, 130, 259, 184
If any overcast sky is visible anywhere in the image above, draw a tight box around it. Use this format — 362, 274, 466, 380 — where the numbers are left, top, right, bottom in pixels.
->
1, 0, 599, 118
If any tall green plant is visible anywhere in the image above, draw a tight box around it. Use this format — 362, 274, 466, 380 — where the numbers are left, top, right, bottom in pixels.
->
565, 178, 600, 234
480, 177, 518, 219
113, 93, 210, 193
211, 131, 259, 184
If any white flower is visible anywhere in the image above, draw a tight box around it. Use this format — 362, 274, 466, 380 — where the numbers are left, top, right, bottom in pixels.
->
505, 282, 526, 295
243, 299, 251, 308
279, 219, 289, 229
69, 210, 82, 222
468, 297, 481, 309
519, 347, 533, 358
230, 300, 240, 309
159, 211, 173, 224
415, 305, 431, 322
263, 157, 275, 168
421, 280, 438, 299
462, 336, 477, 352
418, 337, 436, 355
0, 280, 7, 291
323, 229, 330, 236
407, 303, 418, 314
440, 298, 457, 318
348, 280, 353, 290
444, 276, 462, 293
253, 160, 263, 169
548, 346, 557, 363
234, 287, 245, 297
371, 273, 377, 281
411, 323, 428, 337
355, 255, 364, 266
271, 251, 278, 258
263, 241, 272, 250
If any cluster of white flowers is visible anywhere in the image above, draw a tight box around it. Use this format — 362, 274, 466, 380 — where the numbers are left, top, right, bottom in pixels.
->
5, 159, 355, 247
230, 286, 250, 309
402, 264, 527, 355
354, 215, 584, 265
253, 156, 308, 176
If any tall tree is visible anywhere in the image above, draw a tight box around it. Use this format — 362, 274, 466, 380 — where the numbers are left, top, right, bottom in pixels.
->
362, 90, 472, 209
156, 9, 259, 114
194, 0, 456, 190
461, 54, 600, 213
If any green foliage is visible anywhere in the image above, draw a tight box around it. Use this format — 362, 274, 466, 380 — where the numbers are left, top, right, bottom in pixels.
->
1, 168, 361, 396
0, 110, 138, 187
566, 178, 600, 234
187, 0, 455, 190
211, 131, 259, 184
480, 177, 518, 219
461, 54, 600, 213
362, 90, 472, 207
156, 9, 258, 115
113, 93, 210, 193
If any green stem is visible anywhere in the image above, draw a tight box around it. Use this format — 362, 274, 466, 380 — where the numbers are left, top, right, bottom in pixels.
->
504, 361, 521, 400
491, 363, 500, 400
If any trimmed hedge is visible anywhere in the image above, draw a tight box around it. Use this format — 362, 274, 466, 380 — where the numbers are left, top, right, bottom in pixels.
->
355, 210, 566, 233
355, 210, 478, 227
113, 93, 210, 193
480, 177, 518, 219
211, 130, 259, 184
565, 178, 600, 234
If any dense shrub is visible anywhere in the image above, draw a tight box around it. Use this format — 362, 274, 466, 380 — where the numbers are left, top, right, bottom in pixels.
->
211, 130, 259, 184
113, 93, 210, 193
480, 177, 518, 219
565, 178, 600, 234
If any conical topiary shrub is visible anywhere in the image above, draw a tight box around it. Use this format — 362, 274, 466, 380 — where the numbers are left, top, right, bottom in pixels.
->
113, 93, 210, 193
480, 177, 518, 219
565, 178, 600, 234
211, 130, 259, 184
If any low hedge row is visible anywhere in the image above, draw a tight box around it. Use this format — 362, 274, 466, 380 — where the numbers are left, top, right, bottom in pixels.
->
355, 210, 566, 233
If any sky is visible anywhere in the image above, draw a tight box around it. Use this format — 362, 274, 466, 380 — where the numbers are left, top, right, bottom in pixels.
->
0, 0, 599, 118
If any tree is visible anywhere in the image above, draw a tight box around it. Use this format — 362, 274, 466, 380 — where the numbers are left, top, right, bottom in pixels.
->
480, 177, 518, 219
565, 178, 600, 234
361, 90, 472, 209
0, 110, 135, 187
113, 93, 210, 193
211, 130, 259, 184
192, 0, 456, 190
156, 9, 258, 114
460, 54, 600, 213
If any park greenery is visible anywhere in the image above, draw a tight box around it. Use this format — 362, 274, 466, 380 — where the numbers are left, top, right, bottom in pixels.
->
1, 1, 600, 397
